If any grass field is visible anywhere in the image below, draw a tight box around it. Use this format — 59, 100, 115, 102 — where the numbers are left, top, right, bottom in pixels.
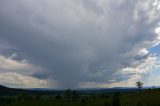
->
1, 88, 160, 106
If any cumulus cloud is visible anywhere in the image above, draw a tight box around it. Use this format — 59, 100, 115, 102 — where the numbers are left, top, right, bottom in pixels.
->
0, 54, 48, 88
0, 72, 47, 88
0, 0, 160, 88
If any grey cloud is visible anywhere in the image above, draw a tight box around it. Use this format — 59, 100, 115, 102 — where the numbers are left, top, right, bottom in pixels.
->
0, 0, 159, 88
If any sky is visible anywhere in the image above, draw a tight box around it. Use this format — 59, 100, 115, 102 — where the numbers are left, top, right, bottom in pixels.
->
0, 0, 160, 89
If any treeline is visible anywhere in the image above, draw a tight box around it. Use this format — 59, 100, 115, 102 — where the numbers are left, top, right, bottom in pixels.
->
0, 89, 121, 106
1, 88, 160, 106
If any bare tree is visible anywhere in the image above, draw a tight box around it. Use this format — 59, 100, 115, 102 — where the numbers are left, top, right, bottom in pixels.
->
135, 81, 143, 92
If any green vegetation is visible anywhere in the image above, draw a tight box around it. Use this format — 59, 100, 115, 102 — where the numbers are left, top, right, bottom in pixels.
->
1, 87, 160, 106
135, 81, 143, 92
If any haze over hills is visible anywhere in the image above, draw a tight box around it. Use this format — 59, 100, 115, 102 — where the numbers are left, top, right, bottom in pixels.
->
1, 84, 160, 106
0, 84, 158, 93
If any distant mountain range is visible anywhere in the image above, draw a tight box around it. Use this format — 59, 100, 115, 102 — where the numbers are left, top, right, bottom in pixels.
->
28, 86, 160, 91
0, 85, 32, 94
0, 85, 159, 94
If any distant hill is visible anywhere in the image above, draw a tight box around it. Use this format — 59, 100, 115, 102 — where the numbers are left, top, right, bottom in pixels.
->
0, 85, 9, 89
0, 85, 63, 95
0, 85, 22, 95
0, 85, 159, 95
0, 85, 160, 106
0, 85, 15, 94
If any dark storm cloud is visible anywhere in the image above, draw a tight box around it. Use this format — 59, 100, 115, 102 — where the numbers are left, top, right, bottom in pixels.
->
0, 0, 159, 88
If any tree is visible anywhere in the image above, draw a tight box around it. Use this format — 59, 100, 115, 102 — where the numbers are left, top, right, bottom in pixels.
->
55, 94, 61, 100
72, 91, 79, 99
80, 98, 87, 105
112, 93, 121, 106
64, 89, 72, 99
135, 81, 143, 92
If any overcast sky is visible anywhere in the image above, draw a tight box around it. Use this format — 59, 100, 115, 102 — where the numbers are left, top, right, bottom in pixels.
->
0, 0, 160, 89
